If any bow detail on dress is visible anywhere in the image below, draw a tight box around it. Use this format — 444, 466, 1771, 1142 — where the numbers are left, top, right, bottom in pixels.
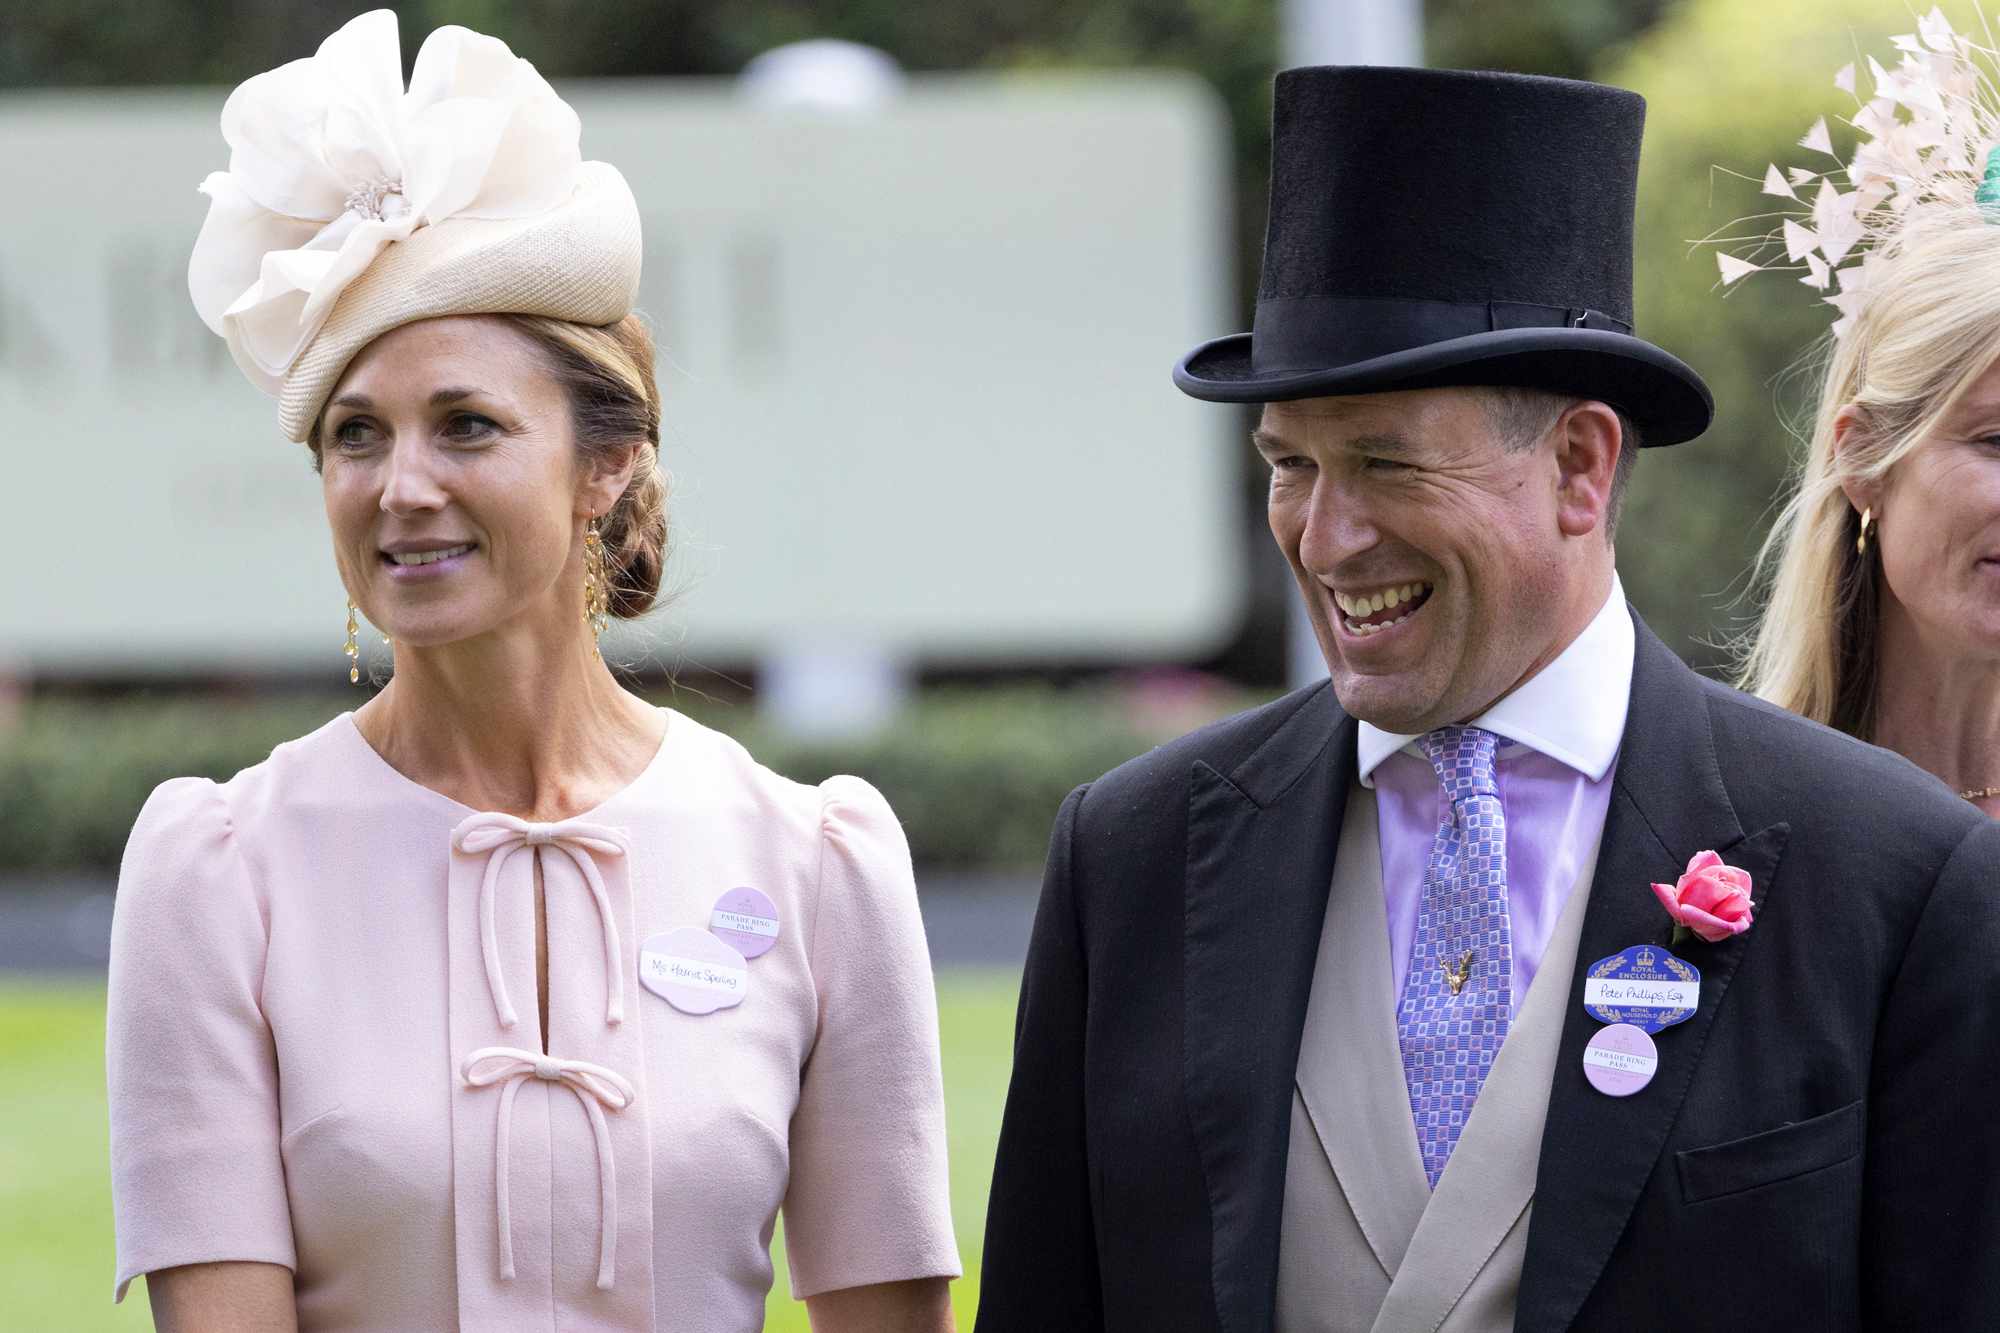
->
452, 812, 629, 1030
461, 1046, 637, 1289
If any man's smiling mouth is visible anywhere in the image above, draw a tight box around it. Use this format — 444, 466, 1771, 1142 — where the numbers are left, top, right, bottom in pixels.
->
1333, 581, 1434, 635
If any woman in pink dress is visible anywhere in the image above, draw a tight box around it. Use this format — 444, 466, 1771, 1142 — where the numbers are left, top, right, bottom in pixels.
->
106, 12, 958, 1331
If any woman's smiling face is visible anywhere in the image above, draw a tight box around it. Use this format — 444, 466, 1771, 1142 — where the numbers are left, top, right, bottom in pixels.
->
317, 315, 589, 649
1866, 359, 2000, 659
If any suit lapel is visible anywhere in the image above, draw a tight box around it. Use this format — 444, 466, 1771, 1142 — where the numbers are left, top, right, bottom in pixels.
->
1185, 683, 1355, 1333
1515, 620, 1791, 1330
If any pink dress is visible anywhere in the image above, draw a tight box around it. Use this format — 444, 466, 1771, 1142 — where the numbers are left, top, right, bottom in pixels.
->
107, 709, 959, 1329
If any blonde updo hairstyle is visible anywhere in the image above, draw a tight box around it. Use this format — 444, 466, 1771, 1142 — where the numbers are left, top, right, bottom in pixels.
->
310, 312, 669, 620
503, 313, 668, 619
1740, 209, 2000, 737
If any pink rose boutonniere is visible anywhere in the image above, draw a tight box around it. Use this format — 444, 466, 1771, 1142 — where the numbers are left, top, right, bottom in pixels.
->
1652, 850, 1754, 946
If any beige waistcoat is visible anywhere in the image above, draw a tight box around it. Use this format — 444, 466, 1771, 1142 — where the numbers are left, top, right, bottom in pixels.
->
1276, 786, 1602, 1333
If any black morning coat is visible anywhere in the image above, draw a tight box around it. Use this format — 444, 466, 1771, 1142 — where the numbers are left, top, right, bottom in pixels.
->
975, 615, 2000, 1332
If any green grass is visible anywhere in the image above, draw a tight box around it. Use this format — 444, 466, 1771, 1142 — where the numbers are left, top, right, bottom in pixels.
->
0, 968, 1019, 1331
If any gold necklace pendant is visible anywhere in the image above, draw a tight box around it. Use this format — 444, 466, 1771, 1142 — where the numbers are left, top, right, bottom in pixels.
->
1443, 948, 1476, 996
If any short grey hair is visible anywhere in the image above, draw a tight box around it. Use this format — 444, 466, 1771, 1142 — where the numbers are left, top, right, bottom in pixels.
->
1478, 386, 1639, 539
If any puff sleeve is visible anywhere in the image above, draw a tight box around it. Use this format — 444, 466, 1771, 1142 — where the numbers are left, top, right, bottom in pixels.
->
780, 775, 961, 1297
107, 778, 294, 1302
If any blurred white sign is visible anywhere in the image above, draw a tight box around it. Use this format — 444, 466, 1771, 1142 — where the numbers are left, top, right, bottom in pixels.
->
0, 75, 1239, 675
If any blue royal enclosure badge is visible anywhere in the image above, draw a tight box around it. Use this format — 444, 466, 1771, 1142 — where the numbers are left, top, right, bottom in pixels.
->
1582, 945, 1701, 1034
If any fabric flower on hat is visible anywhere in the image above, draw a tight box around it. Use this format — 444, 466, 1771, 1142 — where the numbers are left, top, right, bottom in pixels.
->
187, 8, 582, 395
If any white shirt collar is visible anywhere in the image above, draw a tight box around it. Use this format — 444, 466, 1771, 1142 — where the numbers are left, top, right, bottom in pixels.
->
1356, 574, 1634, 787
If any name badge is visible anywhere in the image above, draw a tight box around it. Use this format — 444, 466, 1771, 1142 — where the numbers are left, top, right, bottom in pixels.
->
1583, 944, 1701, 1033
709, 887, 781, 960
639, 927, 749, 1015
1583, 1023, 1659, 1097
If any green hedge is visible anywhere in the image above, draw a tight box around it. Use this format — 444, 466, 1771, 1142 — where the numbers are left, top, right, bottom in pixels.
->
0, 683, 1265, 879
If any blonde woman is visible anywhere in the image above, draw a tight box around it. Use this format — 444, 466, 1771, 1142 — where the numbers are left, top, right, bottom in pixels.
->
106, 13, 958, 1331
1734, 22, 2000, 818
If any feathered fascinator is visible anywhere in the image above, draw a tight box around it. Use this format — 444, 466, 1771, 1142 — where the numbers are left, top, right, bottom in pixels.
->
188, 9, 642, 442
1716, 6, 2000, 338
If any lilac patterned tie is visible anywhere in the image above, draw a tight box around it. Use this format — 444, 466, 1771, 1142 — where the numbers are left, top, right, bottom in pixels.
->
1397, 725, 1514, 1189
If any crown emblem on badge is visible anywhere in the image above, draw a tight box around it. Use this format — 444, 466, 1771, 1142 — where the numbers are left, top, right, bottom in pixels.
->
1635, 947, 1656, 968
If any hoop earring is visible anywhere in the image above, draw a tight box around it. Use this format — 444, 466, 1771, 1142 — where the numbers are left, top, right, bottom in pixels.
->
1856, 506, 1875, 557
344, 599, 360, 685
583, 518, 610, 647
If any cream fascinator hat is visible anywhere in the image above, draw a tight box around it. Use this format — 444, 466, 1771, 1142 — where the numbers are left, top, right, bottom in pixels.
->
188, 9, 641, 442
1715, 6, 2000, 339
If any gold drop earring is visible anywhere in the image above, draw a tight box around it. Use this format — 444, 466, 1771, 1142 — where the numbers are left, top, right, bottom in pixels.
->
582, 518, 610, 648
1856, 506, 1875, 556
344, 599, 361, 685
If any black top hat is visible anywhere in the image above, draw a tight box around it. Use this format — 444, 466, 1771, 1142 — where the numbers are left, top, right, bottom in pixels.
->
1175, 66, 1712, 446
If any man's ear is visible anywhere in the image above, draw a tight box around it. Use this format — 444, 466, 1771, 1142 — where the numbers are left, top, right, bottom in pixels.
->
1552, 400, 1622, 540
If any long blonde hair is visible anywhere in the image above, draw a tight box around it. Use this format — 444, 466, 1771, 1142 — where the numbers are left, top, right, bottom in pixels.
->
1741, 209, 2000, 735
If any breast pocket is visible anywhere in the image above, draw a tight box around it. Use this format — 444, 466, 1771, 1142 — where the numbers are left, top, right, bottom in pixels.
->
1676, 1098, 1864, 1204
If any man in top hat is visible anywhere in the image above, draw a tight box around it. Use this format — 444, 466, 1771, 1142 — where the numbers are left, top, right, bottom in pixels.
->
976, 67, 2000, 1331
